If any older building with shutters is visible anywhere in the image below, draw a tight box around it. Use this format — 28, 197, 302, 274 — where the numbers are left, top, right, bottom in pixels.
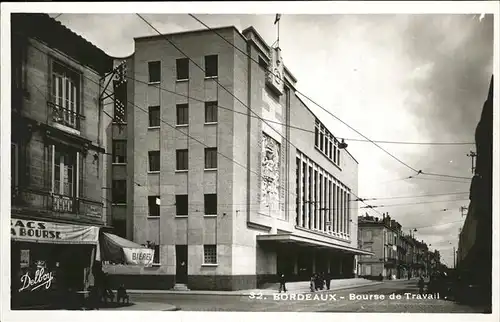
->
10, 13, 113, 308
106, 26, 370, 290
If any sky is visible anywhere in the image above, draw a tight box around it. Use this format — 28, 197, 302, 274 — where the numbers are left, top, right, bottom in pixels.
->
52, 13, 494, 268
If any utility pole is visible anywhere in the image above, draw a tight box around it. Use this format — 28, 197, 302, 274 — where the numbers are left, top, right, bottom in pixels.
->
466, 151, 477, 174
453, 246, 456, 269
460, 206, 468, 217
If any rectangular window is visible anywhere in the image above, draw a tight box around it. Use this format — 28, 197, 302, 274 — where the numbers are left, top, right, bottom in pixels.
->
315, 126, 319, 147
52, 147, 76, 197
333, 144, 338, 164
175, 195, 188, 216
176, 58, 189, 80
153, 244, 160, 265
51, 60, 80, 129
112, 140, 127, 164
205, 55, 218, 78
148, 61, 161, 83
112, 180, 127, 203
203, 245, 217, 264
176, 104, 189, 125
329, 140, 333, 160
364, 247, 373, 258
319, 129, 324, 152
11, 143, 19, 191
148, 151, 160, 172
204, 194, 217, 215
204, 148, 217, 169
258, 56, 268, 69
111, 219, 127, 238
113, 80, 127, 123
325, 135, 329, 157
176, 149, 188, 171
148, 106, 160, 127
366, 230, 373, 241
205, 101, 218, 123
148, 196, 160, 217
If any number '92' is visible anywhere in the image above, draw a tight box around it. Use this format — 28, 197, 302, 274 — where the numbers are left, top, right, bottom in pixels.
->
249, 292, 263, 300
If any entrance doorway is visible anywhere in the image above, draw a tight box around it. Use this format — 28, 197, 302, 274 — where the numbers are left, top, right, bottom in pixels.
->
175, 245, 188, 284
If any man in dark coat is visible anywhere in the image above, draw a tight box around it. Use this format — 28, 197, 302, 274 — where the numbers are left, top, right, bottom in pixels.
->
325, 271, 331, 290
279, 273, 287, 293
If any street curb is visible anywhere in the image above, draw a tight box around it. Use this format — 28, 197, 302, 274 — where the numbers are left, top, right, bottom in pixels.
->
128, 281, 383, 296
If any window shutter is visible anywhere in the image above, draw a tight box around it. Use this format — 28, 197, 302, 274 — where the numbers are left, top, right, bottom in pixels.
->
79, 152, 84, 198
47, 145, 55, 192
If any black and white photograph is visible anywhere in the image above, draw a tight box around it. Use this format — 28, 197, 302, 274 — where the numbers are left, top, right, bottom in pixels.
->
1, 1, 498, 321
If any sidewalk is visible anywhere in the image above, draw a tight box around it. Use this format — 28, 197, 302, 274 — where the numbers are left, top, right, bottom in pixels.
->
98, 302, 179, 311
127, 278, 382, 296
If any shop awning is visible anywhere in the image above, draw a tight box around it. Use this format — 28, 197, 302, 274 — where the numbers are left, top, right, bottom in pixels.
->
257, 233, 374, 256
98, 232, 155, 266
11, 218, 99, 245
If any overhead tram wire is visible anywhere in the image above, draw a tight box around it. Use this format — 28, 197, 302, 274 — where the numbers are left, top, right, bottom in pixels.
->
133, 14, 384, 218
410, 219, 465, 230
408, 176, 471, 184
118, 72, 472, 146
356, 191, 469, 201
359, 198, 470, 209
20, 39, 466, 223
187, 13, 474, 181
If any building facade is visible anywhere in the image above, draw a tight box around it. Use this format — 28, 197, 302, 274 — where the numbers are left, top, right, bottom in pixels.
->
457, 75, 493, 308
10, 14, 112, 308
357, 213, 429, 280
106, 26, 370, 290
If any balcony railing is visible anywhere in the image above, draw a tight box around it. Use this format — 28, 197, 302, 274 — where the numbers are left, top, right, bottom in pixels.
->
48, 101, 83, 130
12, 187, 103, 221
52, 194, 77, 213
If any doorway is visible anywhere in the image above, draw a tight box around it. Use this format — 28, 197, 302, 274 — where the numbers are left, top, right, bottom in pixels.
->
175, 245, 188, 284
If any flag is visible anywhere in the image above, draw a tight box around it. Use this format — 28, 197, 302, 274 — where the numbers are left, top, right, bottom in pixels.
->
274, 14, 281, 25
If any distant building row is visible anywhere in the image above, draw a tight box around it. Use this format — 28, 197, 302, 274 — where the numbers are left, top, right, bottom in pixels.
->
357, 213, 442, 280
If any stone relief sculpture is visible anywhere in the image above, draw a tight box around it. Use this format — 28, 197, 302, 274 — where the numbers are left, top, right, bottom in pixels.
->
261, 132, 281, 212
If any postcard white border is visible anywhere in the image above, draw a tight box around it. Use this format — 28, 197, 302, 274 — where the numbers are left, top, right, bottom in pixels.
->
1, 2, 499, 322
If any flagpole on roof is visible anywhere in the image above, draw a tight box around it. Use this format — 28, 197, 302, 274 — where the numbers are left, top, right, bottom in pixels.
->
274, 14, 281, 48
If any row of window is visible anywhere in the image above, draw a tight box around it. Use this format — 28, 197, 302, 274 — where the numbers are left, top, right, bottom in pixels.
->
148, 55, 218, 83
111, 184, 218, 217
148, 101, 218, 127
112, 144, 218, 171
314, 119, 341, 167
147, 148, 217, 171
145, 194, 217, 217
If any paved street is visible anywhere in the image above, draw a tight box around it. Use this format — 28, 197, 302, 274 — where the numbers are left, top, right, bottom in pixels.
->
129, 280, 488, 313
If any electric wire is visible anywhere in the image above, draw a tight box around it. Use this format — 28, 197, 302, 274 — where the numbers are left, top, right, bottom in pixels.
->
187, 13, 475, 181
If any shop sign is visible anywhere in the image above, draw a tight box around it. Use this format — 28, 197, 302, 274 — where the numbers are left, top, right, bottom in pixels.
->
11, 219, 99, 244
123, 248, 155, 266
18, 267, 55, 292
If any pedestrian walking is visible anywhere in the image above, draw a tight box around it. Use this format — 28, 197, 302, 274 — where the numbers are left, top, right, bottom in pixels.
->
310, 275, 315, 292
279, 273, 287, 293
325, 271, 331, 290
314, 273, 320, 291
418, 276, 425, 295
